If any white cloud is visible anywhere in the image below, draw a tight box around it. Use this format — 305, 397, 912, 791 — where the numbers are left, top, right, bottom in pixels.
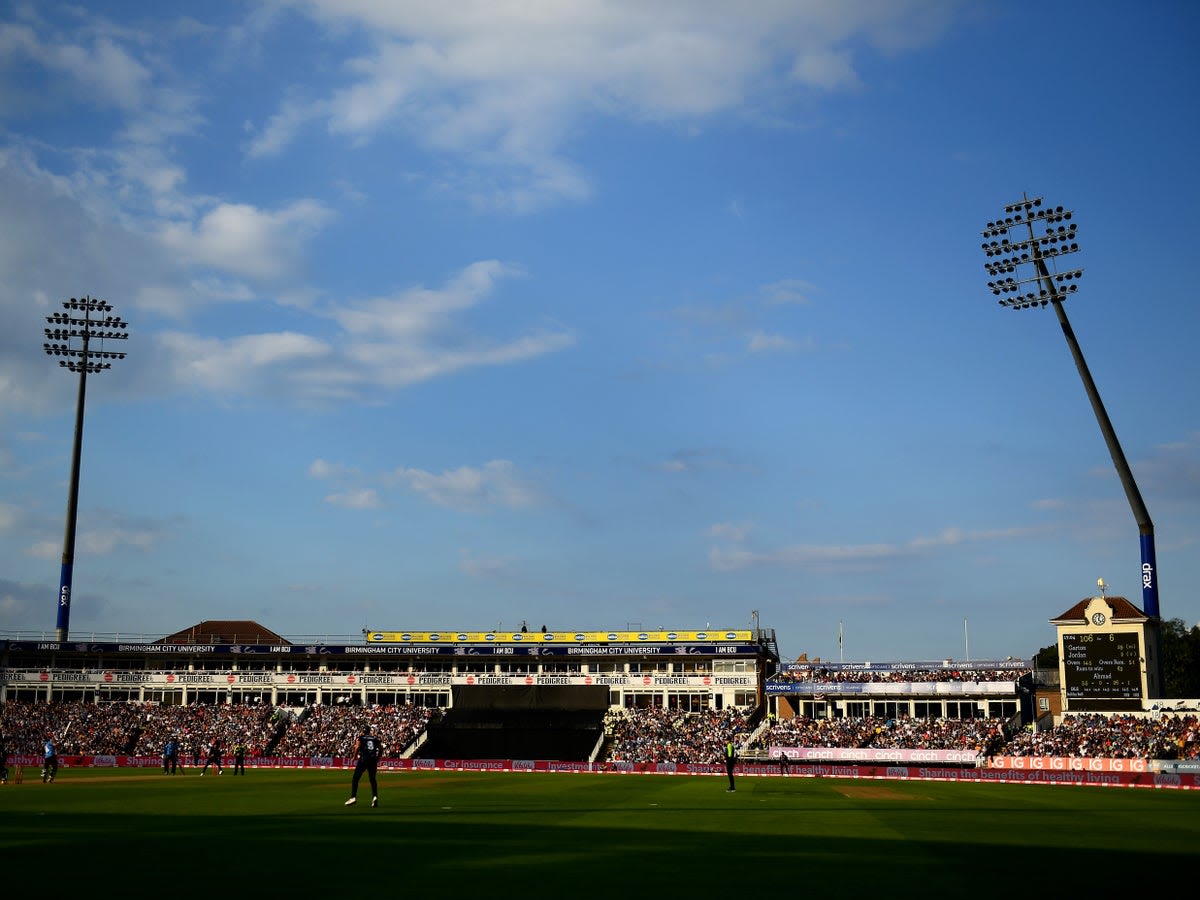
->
332, 261, 575, 390
308, 458, 354, 480
656, 449, 746, 474
306, 454, 549, 515
1032, 498, 1065, 510
25, 538, 60, 561
247, 97, 324, 159
139, 260, 571, 403
325, 488, 383, 510
79, 526, 158, 555
252, 1, 959, 209
332, 260, 520, 338
26, 527, 155, 559
159, 331, 332, 392
1136, 432, 1200, 502
710, 521, 752, 542
307, 460, 381, 508
0, 578, 42, 625
459, 550, 519, 580
392, 459, 543, 513
710, 525, 1038, 572
158, 200, 333, 281
747, 331, 813, 354
0, 23, 152, 111
760, 279, 814, 306
789, 47, 858, 90
0, 501, 19, 532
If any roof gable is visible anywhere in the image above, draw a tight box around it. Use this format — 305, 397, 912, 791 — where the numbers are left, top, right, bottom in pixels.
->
157, 620, 289, 645
1050, 595, 1146, 625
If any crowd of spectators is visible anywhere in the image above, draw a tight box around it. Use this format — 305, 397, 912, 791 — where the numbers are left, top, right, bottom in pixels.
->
0, 700, 434, 761
602, 706, 749, 764
271, 702, 434, 758
2, 700, 1197, 762
769, 667, 1029, 684
755, 714, 880, 749
749, 714, 1008, 756
1002, 713, 1199, 760
753, 713, 1198, 760
868, 716, 1006, 754
0, 701, 145, 755
129, 702, 279, 760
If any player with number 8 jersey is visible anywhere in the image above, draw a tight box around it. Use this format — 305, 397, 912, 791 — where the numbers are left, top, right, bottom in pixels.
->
345, 725, 383, 808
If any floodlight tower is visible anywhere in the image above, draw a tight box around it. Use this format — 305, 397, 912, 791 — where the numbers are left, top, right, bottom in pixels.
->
43, 296, 129, 641
980, 196, 1161, 691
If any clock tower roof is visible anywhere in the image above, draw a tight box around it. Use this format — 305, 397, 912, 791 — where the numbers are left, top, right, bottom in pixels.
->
1050, 595, 1147, 626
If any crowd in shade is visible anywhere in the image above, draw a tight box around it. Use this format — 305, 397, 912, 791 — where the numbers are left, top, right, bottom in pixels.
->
0, 701, 143, 755
769, 667, 1028, 684
602, 707, 750, 764
1, 701, 1196, 762
271, 703, 434, 758
131, 703, 279, 760
0, 701, 281, 758
0, 700, 435, 760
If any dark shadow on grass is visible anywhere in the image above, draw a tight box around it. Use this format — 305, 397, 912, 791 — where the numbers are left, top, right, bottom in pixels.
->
0, 807, 1193, 896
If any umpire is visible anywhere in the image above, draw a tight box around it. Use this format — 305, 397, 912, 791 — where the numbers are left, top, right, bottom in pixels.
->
724, 738, 738, 792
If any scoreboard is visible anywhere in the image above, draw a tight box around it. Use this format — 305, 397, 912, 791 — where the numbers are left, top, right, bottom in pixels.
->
1062, 632, 1143, 703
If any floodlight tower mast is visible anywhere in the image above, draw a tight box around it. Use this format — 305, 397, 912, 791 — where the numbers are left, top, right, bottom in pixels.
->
43, 295, 128, 641
980, 196, 1161, 693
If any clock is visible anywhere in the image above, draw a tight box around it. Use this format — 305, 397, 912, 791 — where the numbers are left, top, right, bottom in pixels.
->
1091, 612, 1107, 626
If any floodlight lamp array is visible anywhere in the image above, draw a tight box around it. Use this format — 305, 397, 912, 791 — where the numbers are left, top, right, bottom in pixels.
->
43, 342, 126, 361
997, 283, 1080, 310
980, 197, 1082, 311
42, 295, 129, 370
44, 326, 129, 341
983, 223, 1079, 268
60, 360, 112, 373
64, 296, 114, 312
982, 198, 1075, 238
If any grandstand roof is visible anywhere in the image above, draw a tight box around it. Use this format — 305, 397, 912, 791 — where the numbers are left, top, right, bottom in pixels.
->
158, 620, 289, 645
1050, 595, 1146, 625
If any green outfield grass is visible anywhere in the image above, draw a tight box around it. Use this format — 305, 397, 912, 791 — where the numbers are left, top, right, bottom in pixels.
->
2, 768, 1196, 895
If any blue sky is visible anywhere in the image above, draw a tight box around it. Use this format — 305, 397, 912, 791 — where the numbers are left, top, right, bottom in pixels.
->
1, 1, 1197, 664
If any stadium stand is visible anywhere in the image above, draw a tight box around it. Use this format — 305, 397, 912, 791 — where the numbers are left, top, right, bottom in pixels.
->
2, 621, 1197, 774
2, 700, 1195, 763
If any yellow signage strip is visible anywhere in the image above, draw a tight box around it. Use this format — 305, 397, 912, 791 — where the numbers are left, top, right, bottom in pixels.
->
366, 629, 752, 644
